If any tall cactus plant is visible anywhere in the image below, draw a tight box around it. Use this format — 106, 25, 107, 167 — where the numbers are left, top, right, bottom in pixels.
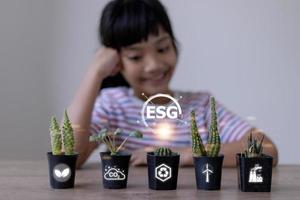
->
62, 110, 74, 155
50, 117, 62, 155
191, 110, 206, 157
190, 96, 221, 157
206, 96, 221, 157
49, 110, 75, 155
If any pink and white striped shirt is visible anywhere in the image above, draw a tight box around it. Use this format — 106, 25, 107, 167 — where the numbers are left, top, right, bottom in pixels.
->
90, 87, 253, 151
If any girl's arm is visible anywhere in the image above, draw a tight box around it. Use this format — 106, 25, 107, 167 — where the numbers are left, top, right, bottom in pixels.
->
131, 128, 278, 167
178, 128, 278, 167
67, 48, 121, 169
220, 128, 278, 167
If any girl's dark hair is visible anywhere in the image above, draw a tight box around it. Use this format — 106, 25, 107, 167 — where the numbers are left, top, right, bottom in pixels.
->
99, 0, 178, 89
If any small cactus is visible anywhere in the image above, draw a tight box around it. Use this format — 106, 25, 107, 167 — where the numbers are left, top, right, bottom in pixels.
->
244, 130, 264, 158
62, 110, 74, 155
154, 147, 173, 156
190, 96, 221, 157
50, 117, 62, 155
49, 110, 75, 155
206, 96, 221, 157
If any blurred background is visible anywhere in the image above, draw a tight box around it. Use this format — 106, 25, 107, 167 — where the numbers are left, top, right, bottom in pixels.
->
0, 0, 299, 164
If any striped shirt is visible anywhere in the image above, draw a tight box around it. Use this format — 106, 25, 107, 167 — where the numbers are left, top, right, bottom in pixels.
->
90, 87, 253, 151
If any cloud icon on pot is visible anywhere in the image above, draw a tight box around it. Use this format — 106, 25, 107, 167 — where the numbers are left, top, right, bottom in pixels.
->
104, 168, 126, 181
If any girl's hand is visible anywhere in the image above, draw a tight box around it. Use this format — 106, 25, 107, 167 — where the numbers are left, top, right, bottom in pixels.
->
89, 48, 122, 79
130, 147, 155, 166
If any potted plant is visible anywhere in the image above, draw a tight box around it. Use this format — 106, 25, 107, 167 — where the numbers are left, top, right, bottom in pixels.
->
147, 147, 180, 190
89, 128, 143, 189
47, 110, 79, 189
190, 96, 224, 190
236, 131, 273, 192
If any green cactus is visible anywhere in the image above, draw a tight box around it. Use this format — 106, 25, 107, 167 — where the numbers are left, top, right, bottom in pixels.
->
244, 131, 264, 158
154, 147, 173, 156
190, 110, 206, 157
62, 110, 75, 155
89, 129, 143, 155
50, 116, 62, 155
190, 96, 221, 157
206, 96, 221, 157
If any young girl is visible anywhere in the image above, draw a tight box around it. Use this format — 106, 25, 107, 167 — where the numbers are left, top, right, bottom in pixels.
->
68, 0, 278, 168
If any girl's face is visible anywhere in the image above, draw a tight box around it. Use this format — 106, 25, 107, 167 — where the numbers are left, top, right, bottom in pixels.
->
120, 28, 177, 99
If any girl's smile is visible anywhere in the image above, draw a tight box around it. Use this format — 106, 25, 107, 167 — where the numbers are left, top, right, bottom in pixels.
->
140, 66, 172, 85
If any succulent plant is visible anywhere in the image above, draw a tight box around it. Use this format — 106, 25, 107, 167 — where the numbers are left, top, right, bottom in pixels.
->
190, 96, 221, 157
206, 96, 221, 157
190, 110, 206, 157
49, 110, 75, 155
154, 147, 173, 156
89, 128, 143, 155
244, 130, 264, 158
62, 110, 75, 155
50, 117, 62, 155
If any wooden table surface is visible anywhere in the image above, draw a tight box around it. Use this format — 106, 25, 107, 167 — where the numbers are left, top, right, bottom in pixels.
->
0, 160, 299, 200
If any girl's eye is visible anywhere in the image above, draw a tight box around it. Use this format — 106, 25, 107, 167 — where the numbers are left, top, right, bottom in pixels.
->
128, 56, 142, 61
158, 46, 170, 53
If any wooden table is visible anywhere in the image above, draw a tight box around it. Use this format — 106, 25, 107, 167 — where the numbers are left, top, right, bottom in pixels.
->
0, 160, 299, 200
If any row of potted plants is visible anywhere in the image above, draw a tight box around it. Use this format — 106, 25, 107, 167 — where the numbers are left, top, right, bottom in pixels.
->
47, 97, 273, 192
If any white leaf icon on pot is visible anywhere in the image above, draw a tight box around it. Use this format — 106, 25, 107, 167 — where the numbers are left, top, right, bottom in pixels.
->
55, 168, 70, 178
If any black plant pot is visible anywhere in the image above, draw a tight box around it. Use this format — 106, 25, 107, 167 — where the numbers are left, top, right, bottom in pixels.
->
100, 152, 131, 189
236, 153, 273, 192
147, 152, 180, 190
193, 155, 224, 190
47, 152, 79, 189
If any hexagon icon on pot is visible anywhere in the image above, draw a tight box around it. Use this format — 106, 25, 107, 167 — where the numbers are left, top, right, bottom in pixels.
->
155, 163, 172, 182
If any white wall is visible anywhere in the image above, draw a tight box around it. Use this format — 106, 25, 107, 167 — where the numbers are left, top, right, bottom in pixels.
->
0, 0, 299, 164
0, 0, 54, 159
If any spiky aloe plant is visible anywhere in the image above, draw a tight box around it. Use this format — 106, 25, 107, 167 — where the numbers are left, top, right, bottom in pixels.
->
154, 147, 174, 156
191, 111, 206, 157
89, 128, 143, 155
206, 96, 221, 157
50, 117, 62, 155
190, 96, 221, 157
62, 110, 75, 155
244, 131, 264, 158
